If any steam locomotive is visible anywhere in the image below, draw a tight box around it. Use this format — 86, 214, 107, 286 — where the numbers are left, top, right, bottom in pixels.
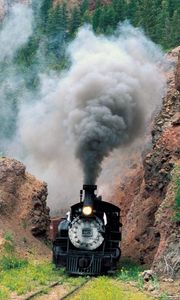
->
52, 184, 122, 275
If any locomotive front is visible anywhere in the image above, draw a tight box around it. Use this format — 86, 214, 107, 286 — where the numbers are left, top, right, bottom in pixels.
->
52, 185, 121, 275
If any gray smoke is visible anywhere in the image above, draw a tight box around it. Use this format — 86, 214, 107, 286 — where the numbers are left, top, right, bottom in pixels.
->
6, 23, 166, 212
63, 25, 165, 184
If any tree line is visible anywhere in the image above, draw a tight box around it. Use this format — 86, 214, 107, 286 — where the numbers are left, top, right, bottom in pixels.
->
13, 0, 180, 83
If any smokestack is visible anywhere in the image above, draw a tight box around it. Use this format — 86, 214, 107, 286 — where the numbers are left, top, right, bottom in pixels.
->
82, 184, 97, 215
83, 184, 97, 200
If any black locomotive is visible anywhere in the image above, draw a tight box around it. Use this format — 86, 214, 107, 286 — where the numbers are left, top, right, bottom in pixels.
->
52, 184, 121, 275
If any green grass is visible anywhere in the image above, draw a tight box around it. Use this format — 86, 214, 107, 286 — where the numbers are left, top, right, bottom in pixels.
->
70, 277, 153, 300
116, 260, 144, 288
159, 293, 169, 300
0, 287, 10, 300
70, 261, 154, 299
0, 261, 58, 296
0, 233, 159, 300
0, 255, 28, 271
0, 259, 85, 299
3, 231, 13, 243
0, 230, 86, 299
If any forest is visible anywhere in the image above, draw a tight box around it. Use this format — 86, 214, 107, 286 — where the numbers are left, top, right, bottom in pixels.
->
0, 0, 179, 150
16, 0, 180, 75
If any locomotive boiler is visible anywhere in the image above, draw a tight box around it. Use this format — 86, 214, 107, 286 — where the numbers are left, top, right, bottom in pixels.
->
52, 184, 122, 275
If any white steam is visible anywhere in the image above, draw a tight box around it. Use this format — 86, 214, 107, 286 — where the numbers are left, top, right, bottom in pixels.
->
10, 25, 165, 212
0, 4, 32, 61
0, 3, 33, 151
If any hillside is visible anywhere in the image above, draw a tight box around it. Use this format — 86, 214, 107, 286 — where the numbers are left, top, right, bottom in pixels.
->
0, 158, 50, 259
54, 0, 111, 9
0, 1, 179, 299
110, 46, 180, 278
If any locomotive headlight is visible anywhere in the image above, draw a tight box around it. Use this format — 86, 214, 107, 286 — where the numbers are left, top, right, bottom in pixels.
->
82, 206, 93, 216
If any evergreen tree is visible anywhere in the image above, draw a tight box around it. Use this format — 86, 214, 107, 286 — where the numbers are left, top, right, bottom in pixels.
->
69, 7, 81, 36
126, 0, 139, 25
80, 0, 89, 16
157, 0, 171, 47
104, 5, 116, 32
39, 0, 53, 32
92, 7, 101, 31
112, 0, 126, 23
46, 6, 65, 54
168, 0, 179, 17
171, 7, 180, 47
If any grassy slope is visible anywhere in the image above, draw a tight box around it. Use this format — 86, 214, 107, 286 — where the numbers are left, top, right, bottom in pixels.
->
0, 260, 86, 299
70, 277, 155, 300
0, 253, 167, 300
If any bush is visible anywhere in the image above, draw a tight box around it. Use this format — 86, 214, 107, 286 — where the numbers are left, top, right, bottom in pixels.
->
116, 260, 145, 290
116, 260, 144, 281
0, 256, 28, 271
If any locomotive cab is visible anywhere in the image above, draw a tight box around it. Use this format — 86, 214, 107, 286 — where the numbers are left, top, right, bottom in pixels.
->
52, 184, 121, 275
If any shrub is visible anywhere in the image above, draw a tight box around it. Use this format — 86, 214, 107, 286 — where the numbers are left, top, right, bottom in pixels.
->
0, 256, 28, 271
116, 260, 144, 281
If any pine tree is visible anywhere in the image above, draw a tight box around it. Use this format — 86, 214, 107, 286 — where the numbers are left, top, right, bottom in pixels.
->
168, 0, 179, 17
103, 5, 116, 32
92, 7, 101, 31
126, 0, 138, 25
39, 0, 53, 32
112, 0, 126, 23
138, 0, 161, 42
45, 3, 68, 59
69, 7, 81, 36
171, 7, 180, 47
80, 0, 89, 16
157, 0, 171, 48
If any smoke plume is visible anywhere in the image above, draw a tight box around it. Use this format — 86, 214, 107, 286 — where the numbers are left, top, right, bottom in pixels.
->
0, 4, 32, 61
0, 3, 33, 151
1, 8, 165, 211
59, 25, 165, 184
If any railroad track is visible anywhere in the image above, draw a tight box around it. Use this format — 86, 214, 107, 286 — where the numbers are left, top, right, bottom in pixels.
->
59, 278, 91, 300
23, 277, 91, 300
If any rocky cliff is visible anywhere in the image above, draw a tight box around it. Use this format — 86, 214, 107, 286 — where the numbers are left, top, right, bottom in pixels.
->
0, 157, 50, 240
111, 46, 180, 278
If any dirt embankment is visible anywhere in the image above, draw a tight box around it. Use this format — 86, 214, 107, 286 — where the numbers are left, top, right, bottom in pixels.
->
111, 46, 180, 278
0, 157, 50, 258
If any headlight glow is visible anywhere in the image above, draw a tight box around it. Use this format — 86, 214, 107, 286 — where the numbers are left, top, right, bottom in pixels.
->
82, 206, 93, 216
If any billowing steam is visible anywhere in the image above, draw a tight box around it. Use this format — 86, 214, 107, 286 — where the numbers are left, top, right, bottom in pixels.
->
64, 26, 164, 184
0, 3, 32, 151
0, 3, 165, 211
0, 4, 32, 61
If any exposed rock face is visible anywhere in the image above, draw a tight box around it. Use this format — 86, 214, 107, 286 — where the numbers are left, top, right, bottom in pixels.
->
0, 157, 50, 238
153, 172, 180, 278
30, 183, 50, 237
111, 46, 180, 278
